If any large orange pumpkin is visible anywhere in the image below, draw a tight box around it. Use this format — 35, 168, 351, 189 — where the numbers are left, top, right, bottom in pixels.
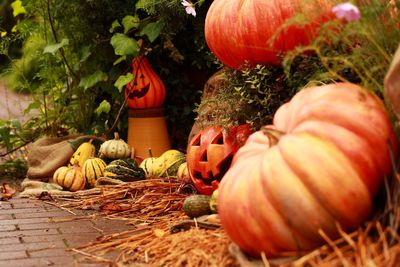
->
204, 0, 334, 69
125, 56, 166, 109
217, 83, 397, 257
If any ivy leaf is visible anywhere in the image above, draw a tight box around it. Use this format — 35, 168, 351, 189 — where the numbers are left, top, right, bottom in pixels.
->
0, 127, 12, 152
113, 55, 127, 66
109, 20, 122, 33
24, 100, 41, 115
43, 38, 69, 55
95, 100, 111, 116
79, 71, 108, 91
114, 73, 134, 93
110, 33, 139, 56
11, 0, 26, 17
79, 45, 92, 63
140, 20, 164, 43
122, 15, 140, 34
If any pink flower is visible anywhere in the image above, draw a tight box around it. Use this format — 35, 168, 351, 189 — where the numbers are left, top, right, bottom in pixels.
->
332, 2, 361, 22
182, 0, 196, 17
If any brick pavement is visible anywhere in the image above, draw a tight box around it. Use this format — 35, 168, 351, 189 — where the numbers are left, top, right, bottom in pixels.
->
0, 197, 134, 267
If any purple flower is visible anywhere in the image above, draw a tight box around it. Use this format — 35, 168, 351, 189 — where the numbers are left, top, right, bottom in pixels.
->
182, 0, 196, 17
332, 2, 361, 22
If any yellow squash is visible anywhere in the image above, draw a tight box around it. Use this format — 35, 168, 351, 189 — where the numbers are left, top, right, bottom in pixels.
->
69, 140, 96, 167
82, 157, 107, 188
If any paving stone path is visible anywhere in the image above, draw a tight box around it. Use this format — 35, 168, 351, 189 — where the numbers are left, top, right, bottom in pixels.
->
0, 197, 132, 267
0, 84, 131, 266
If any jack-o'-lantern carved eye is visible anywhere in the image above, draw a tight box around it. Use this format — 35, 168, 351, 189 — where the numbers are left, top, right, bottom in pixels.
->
186, 125, 252, 195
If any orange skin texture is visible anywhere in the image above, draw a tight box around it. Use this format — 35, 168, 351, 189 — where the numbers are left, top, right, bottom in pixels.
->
205, 0, 335, 69
217, 83, 398, 257
125, 56, 166, 109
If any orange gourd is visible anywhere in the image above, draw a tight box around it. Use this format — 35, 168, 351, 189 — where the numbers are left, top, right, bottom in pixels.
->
125, 56, 166, 109
217, 83, 397, 257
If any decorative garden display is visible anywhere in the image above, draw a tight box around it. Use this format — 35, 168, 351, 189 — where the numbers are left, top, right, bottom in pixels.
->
186, 124, 253, 195
205, 0, 334, 69
217, 82, 398, 257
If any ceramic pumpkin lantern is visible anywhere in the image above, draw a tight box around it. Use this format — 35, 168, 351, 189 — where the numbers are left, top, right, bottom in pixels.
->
205, 0, 334, 69
125, 56, 166, 109
186, 124, 252, 195
217, 83, 397, 257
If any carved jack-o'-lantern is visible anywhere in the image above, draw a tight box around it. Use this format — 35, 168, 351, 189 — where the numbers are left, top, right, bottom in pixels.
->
186, 124, 253, 195
125, 56, 166, 109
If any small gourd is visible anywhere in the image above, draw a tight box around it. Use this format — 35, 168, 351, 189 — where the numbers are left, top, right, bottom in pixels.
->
53, 165, 86, 192
69, 140, 96, 167
99, 132, 131, 159
152, 150, 186, 178
177, 162, 191, 183
139, 157, 157, 177
82, 157, 107, 188
209, 189, 218, 213
104, 158, 145, 181
183, 194, 212, 218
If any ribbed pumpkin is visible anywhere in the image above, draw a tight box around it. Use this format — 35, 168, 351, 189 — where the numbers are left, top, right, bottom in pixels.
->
99, 132, 131, 159
125, 56, 166, 109
82, 157, 107, 188
205, 0, 334, 69
53, 165, 86, 192
217, 83, 398, 257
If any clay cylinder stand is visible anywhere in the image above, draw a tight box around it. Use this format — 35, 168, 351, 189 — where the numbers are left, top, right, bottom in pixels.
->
127, 108, 171, 162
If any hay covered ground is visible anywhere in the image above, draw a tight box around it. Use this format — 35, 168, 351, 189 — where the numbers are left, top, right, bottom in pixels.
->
41, 175, 400, 267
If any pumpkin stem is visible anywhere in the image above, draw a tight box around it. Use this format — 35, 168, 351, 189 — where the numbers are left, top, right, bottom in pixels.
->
148, 148, 153, 158
114, 132, 120, 140
261, 127, 284, 146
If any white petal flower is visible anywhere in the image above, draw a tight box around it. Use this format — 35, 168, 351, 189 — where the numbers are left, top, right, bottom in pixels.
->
182, 0, 196, 17
332, 2, 361, 22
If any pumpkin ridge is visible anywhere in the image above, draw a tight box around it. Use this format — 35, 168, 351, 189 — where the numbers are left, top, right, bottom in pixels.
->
262, 144, 339, 243
293, 120, 381, 196
278, 133, 372, 228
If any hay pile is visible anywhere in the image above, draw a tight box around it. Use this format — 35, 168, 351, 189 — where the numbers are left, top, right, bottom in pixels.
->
45, 174, 400, 267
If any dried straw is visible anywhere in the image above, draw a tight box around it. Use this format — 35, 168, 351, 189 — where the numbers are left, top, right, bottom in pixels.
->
50, 172, 400, 267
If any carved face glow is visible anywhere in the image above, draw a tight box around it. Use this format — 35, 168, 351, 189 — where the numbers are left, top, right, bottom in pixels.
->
186, 124, 252, 195
125, 56, 166, 109
128, 74, 150, 99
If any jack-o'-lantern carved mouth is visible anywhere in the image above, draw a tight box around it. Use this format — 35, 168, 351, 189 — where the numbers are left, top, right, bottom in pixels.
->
128, 83, 150, 99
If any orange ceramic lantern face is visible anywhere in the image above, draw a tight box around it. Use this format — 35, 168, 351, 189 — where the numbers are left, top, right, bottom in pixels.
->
186, 124, 252, 195
125, 56, 166, 109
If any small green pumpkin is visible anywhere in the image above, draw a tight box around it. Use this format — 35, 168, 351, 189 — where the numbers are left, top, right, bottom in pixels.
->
82, 157, 107, 187
183, 194, 212, 218
104, 158, 145, 181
